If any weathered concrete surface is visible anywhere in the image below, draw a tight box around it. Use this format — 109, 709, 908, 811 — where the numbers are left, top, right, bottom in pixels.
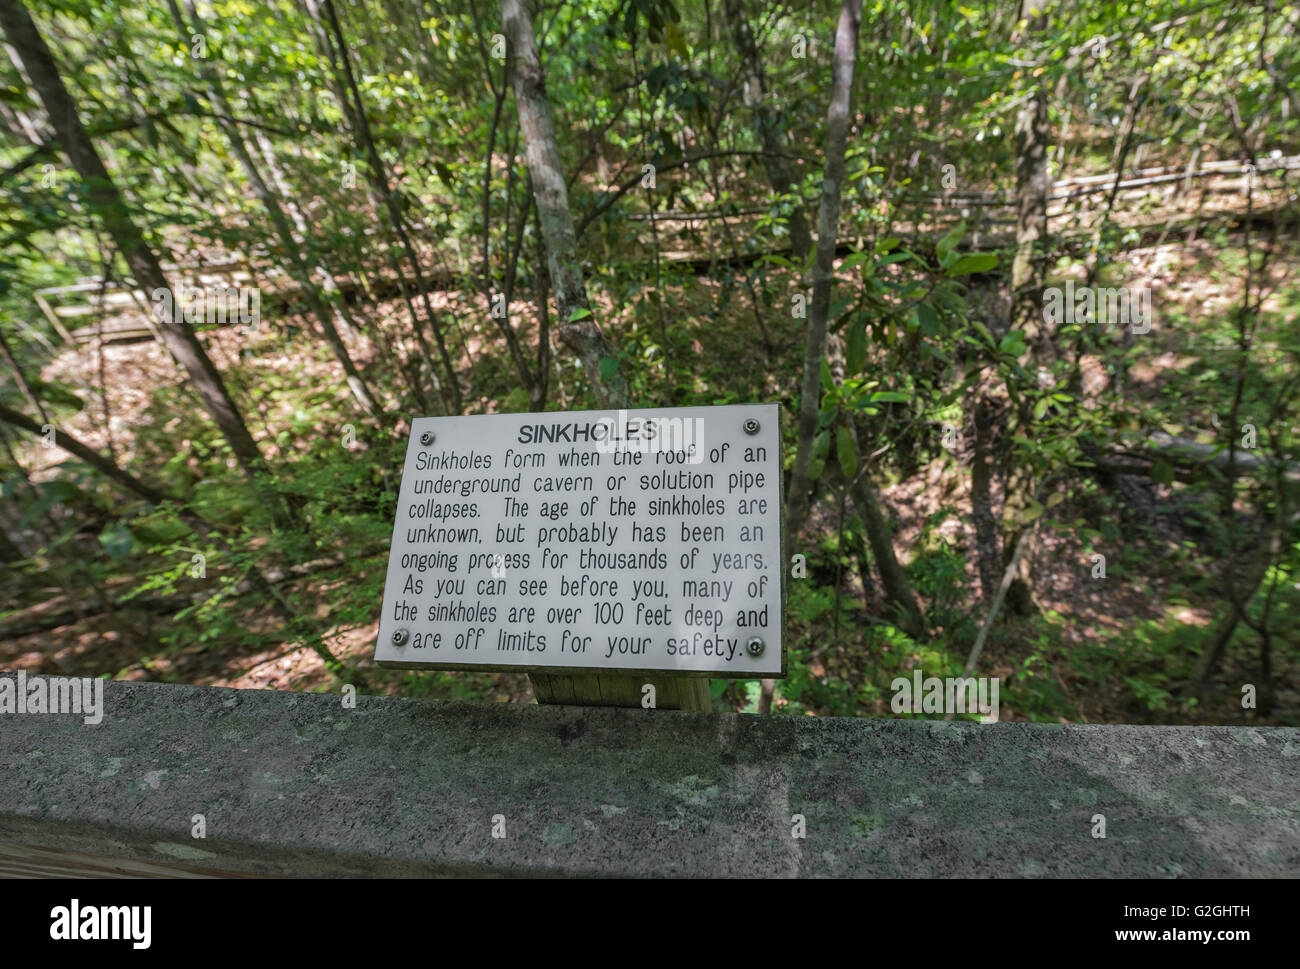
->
0, 680, 1296, 877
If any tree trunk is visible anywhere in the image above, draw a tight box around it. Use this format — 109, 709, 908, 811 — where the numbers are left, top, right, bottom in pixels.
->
970, 396, 1001, 603
999, 68, 1052, 616
0, 325, 48, 423
0, 0, 287, 519
481, 74, 539, 396
846, 456, 925, 639
828, 297, 924, 636
501, 0, 629, 409
530, 200, 552, 410
1191, 540, 1274, 688
1084, 73, 1148, 287
1010, 84, 1050, 345
783, 0, 862, 554
501, 0, 660, 708
722, 0, 812, 264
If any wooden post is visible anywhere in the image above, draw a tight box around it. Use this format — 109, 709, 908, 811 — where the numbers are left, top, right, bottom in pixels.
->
33, 289, 74, 345
530, 672, 712, 711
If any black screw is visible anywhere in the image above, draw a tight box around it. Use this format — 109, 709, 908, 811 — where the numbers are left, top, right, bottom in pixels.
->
746, 637, 764, 657
419, 431, 435, 446
743, 418, 760, 435
392, 629, 410, 647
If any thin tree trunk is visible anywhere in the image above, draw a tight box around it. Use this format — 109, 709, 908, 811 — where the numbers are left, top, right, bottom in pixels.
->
760, 0, 863, 710
481, 71, 538, 395
783, 0, 862, 553
847, 458, 925, 638
833, 299, 925, 635
999, 66, 1052, 616
301, 0, 442, 397
530, 200, 552, 410
970, 396, 1001, 603
943, 521, 1036, 720
1010, 84, 1050, 346
1084, 73, 1148, 287
0, 325, 48, 423
1191, 541, 1272, 687
501, 0, 628, 408
722, 0, 812, 264
846, 514, 875, 602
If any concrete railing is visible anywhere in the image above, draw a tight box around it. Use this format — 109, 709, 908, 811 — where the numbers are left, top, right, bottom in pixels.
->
1, 680, 1296, 877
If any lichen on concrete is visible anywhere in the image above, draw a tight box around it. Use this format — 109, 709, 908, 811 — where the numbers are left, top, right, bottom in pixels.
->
0, 680, 1295, 877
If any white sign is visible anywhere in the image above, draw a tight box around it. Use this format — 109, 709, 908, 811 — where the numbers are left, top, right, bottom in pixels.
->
374, 405, 784, 676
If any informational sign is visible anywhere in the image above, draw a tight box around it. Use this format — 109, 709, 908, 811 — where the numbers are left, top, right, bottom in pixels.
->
374, 404, 784, 677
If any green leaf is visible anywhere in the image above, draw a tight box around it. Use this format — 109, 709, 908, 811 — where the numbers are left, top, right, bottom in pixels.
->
869, 390, 909, 403
936, 219, 966, 260
874, 252, 912, 270
916, 302, 940, 335
950, 252, 998, 274
598, 356, 619, 382
567, 306, 592, 322
999, 330, 1027, 356
662, 21, 689, 57
1020, 499, 1045, 524
841, 250, 872, 271
846, 315, 867, 374
809, 430, 830, 482
969, 318, 996, 347
836, 424, 859, 479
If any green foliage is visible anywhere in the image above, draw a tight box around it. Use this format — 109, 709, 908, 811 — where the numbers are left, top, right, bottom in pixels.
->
1, 0, 1295, 726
